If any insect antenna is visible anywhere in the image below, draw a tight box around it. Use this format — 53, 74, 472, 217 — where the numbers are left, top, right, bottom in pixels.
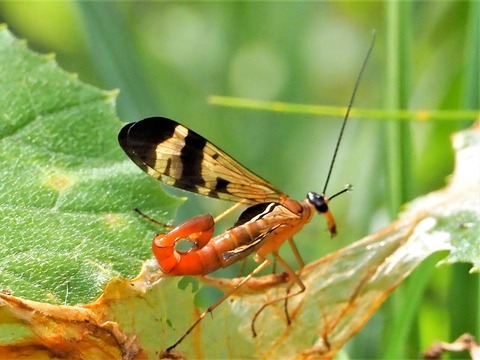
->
328, 183, 354, 201
322, 30, 376, 196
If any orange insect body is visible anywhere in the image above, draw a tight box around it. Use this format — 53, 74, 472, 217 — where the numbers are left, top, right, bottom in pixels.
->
152, 196, 331, 275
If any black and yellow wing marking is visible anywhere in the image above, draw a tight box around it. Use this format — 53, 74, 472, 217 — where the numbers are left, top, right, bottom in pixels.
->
118, 117, 285, 204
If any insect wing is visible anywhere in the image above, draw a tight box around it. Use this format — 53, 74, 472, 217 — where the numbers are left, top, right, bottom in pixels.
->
118, 117, 284, 204
222, 224, 282, 261
224, 202, 300, 260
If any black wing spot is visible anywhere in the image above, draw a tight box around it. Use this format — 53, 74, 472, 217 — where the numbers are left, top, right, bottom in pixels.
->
206, 177, 230, 198
118, 117, 177, 170
215, 177, 230, 192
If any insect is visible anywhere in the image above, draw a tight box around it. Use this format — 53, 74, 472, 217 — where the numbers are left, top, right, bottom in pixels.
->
118, 34, 374, 353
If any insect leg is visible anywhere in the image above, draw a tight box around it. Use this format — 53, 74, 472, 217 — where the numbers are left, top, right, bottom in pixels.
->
287, 237, 305, 269
251, 252, 306, 337
200, 272, 289, 294
213, 201, 245, 223
137, 199, 244, 232
134, 208, 174, 229
166, 257, 271, 352
282, 237, 305, 325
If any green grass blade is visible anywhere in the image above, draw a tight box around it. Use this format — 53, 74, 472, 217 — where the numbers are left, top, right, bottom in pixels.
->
75, 2, 159, 119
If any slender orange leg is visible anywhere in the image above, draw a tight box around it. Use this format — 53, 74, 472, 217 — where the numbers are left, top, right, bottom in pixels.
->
251, 252, 306, 337
282, 237, 305, 324
213, 201, 245, 223
287, 237, 305, 269
166, 256, 272, 352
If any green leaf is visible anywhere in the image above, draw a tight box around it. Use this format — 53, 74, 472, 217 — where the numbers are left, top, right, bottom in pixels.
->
0, 23, 478, 360
152, 123, 478, 359
92, 124, 476, 359
0, 25, 182, 305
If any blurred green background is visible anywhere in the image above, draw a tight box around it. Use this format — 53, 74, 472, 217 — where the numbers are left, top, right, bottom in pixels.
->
0, 1, 477, 359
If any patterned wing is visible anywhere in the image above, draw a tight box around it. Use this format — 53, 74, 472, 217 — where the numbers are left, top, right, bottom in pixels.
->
118, 117, 285, 204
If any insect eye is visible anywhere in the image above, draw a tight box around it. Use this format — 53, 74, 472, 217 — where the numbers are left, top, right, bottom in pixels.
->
306, 191, 329, 213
